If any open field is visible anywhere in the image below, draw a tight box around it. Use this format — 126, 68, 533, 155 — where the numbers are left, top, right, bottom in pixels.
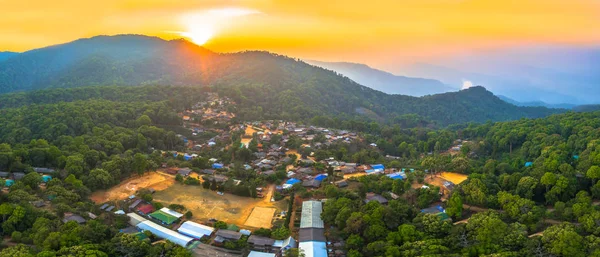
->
153, 184, 287, 229
440, 172, 468, 184
90, 172, 174, 203
244, 207, 277, 228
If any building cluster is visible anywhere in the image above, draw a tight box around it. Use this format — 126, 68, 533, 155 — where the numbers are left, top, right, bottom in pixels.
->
185, 93, 236, 124
1, 167, 54, 188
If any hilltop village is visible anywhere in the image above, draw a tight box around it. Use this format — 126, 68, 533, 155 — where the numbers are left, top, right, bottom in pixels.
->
8, 93, 468, 257
0, 92, 470, 257
3, 85, 600, 257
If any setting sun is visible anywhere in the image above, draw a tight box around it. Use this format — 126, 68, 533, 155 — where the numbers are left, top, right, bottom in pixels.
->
176, 7, 261, 46
179, 29, 213, 45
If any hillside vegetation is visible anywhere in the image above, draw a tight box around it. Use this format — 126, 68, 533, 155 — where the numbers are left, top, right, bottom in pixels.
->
0, 35, 564, 126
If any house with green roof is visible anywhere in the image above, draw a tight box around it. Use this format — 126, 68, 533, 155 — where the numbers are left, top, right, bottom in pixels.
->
149, 210, 179, 225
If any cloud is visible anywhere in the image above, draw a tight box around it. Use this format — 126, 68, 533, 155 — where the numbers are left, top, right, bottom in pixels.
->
462, 80, 474, 89
207, 7, 262, 17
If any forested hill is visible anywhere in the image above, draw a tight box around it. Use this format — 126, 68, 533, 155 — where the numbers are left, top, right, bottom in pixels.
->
0, 51, 17, 62
0, 35, 565, 126
305, 60, 455, 96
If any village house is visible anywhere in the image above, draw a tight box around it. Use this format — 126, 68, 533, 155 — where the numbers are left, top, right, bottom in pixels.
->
177, 168, 192, 177
334, 180, 348, 188
62, 213, 86, 224
214, 229, 243, 245
365, 192, 388, 205
247, 235, 276, 252
302, 179, 321, 188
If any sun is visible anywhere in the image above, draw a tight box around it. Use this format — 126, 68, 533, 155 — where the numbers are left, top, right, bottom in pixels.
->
180, 29, 213, 45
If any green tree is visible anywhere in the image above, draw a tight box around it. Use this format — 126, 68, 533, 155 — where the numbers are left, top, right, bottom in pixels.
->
587, 166, 600, 185
542, 224, 585, 257
540, 172, 556, 192
515, 176, 538, 199
21, 172, 42, 189
446, 193, 463, 219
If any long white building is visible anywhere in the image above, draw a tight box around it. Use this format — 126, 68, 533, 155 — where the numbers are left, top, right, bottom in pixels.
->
136, 220, 194, 247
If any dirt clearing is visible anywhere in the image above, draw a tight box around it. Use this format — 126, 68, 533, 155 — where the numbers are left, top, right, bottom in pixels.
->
153, 184, 287, 229
244, 207, 276, 228
440, 172, 468, 184
90, 172, 174, 203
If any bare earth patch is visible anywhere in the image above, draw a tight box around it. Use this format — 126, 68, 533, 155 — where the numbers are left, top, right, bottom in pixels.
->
152, 184, 287, 229
244, 207, 276, 229
90, 172, 174, 203
440, 172, 468, 184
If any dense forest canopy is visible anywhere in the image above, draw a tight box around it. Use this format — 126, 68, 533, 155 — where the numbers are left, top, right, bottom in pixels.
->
314, 110, 600, 257
0, 35, 564, 126
0, 81, 597, 256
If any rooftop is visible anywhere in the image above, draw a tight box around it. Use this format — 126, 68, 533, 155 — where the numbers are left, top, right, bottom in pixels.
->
299, 228, 326, 242
177, 221, 215, 239
136, 220, 193, 247
247, 235, 276, 246
299, 241, 327, 257
215, 229, 242, 240
300, 201, 324, 228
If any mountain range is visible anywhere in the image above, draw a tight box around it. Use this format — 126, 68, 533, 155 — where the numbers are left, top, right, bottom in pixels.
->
497, 95, 577, 109
304, 60, 456, 96
395, 47, 600, 105
0, 35, 565, 126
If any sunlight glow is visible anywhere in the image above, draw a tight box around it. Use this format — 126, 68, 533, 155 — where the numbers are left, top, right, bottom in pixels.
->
178, 29, 213, 45
177, 7, 261, 45
462, 80, 474, 89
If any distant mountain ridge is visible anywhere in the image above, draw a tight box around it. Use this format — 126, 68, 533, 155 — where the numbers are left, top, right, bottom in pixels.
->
399, 46, 600, 105
0, 35, 565, 126
498, 95, 576, 109
0, 51, 18, 62
305, 60, 456, 96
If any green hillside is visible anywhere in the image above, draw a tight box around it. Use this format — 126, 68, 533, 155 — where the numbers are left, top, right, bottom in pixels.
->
0, 35, 565, 126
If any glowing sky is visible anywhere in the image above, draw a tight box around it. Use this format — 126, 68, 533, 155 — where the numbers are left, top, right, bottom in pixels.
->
2, 0, 599, 67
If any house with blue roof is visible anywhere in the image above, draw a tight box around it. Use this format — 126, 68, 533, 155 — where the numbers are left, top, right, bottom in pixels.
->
371, 164, 385, 170
386, 172, 405, 180
314, 174, 328, 181
285, 178, 301, 185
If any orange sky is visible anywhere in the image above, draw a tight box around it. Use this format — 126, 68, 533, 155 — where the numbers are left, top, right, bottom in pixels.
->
2, 0, 599, 67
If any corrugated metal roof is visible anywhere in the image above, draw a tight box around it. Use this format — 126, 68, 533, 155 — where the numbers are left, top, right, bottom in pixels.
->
136, 221, 193, 247
299, 228, 326, 242
300, 201, 324, 228
248, 235, 276, 246
299, 241, 327, 257
160, 207, 184, 218
126, 213, 147, 226
129, 199, 142, 209
215, 229, 242, 240
273, 236, 296, 249
177, 221, 215, 239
